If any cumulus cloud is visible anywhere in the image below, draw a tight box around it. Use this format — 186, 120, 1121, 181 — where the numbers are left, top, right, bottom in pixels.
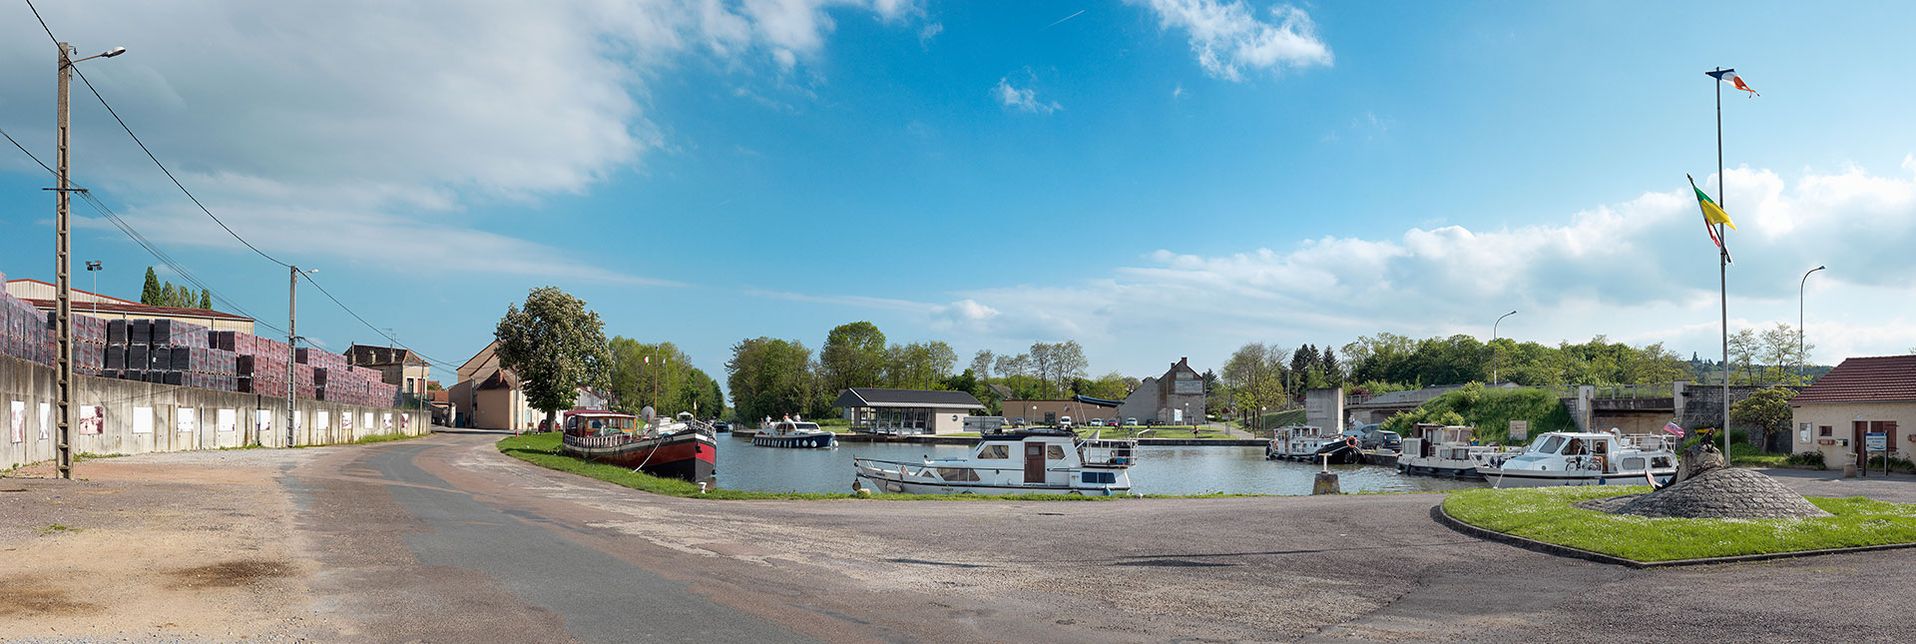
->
994, 76, 1062, 114
762, 160, 1916, 373
1136, 0, 1332, 82
0, 0, 919, 280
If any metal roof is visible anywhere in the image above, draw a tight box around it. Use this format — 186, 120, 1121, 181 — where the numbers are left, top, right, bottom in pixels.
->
834, 387, 985, 409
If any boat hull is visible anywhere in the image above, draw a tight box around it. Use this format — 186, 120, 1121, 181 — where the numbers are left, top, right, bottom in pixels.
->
1481, 468, 1676, 488
562, 432, 716, 483
752, 432, 836, 448
853, 472, 1128, 496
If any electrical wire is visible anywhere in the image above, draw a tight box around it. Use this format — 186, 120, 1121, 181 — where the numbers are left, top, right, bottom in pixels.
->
297, 272, 464, 370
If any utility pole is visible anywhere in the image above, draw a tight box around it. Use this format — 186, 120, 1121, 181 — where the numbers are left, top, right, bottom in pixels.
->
53, 42, 74, 479
288, 265, 298, 448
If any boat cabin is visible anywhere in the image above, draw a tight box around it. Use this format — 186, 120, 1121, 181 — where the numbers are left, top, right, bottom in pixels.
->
564, 410, 639, 436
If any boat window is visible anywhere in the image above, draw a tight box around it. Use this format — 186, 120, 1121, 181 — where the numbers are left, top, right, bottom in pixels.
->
796, 423, 820, 430
1046, 445, 1066, 460
1534, 436, 1565, 454
978, 444, 1010, 459
1082, 471, 1116, 485
1652, 456, 1672, 468
1622, 457, 1646, 471
936, 468, 980, 482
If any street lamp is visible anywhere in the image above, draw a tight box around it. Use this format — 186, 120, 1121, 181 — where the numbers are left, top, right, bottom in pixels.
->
1799, 266, 1825, 384
287, 266, 318, 447
51, 42, 126, 480
83, 261, 100, 317
1491, 309, 1518, 383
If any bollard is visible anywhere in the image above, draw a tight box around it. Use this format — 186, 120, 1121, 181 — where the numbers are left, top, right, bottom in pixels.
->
1313, 454, 1341, 495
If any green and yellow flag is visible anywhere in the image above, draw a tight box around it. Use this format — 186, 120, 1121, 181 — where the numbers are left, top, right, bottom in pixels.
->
1687, 174, 1735, 255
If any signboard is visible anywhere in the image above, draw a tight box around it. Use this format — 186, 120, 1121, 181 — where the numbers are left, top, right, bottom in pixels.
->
1508, 420, 1529, 442
133, 406, 154, 434
1866, 432, 1888, 452
38, 403, 49, 440
178, 408, 198, 435
1172, 378, 1203, 395
78, 406, 105, 435
1172, 408, 1184, 423
217, 409, 238, 434
8, 401, 23, 444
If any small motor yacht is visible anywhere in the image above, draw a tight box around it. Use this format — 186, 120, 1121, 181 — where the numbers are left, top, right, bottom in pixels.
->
1396, 424, 1513, 478
1478, 430, 1678, 487
753, 418, 837, 448
1266, 425, 1336, 461
853, 428, 1136, 495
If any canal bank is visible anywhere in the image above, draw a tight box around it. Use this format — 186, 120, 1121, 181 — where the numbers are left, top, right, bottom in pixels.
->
735, 430, 1265, 447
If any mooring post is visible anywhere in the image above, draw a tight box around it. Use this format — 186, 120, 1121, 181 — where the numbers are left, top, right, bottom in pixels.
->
1313, 454, 1341, 495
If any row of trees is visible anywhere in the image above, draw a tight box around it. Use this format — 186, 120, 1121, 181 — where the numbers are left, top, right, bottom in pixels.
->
818, 322, 960, 393
493, 287, 723, 429
1338, 333, 1693, 389
140, 266, 212, 309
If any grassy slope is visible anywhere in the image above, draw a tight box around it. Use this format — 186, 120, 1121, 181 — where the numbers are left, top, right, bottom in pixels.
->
1443, 486, 1916, 562
496, 433, 1109, 502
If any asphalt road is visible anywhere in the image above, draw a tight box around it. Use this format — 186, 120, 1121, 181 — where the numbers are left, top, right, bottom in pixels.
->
9, 430, 1911, 642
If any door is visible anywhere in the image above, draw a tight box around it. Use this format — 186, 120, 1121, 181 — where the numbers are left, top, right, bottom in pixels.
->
1024, 442, 1045, 483
1854, 421, 1869, 469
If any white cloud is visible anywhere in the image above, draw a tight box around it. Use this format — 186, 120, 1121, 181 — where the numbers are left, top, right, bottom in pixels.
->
0, 0, 919, 280
757, 159, 1916, 374
1136, 0, 1332, 82
918, 22, 944, 47
994, 76, 1062, 114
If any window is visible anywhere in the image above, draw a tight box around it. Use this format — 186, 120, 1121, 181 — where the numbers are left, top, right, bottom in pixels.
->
936, 468, 980, 482
978, 444, 1010, 459
1621, 457, 1646, 471
1820, 425, 1832, 437
1083, 471, 1116, 485
1046, 445, 1066, 460
1535, 436, 1565, 454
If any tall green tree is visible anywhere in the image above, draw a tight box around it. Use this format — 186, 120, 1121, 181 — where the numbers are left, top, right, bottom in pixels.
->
141, 267, 162, 305
819, 321, 888, 394
726, 337, 815, 424
198, 288, 212, 310
494, 287, 610, 431
606, 338, 720, 417
1732, 386, 1797, 450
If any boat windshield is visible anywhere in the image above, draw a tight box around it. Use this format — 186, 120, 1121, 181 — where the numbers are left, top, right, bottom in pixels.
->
572, 415, 632, 433
794, 422, 820, 430
1529, 434, 1566, 455
977, 444, 1010, 459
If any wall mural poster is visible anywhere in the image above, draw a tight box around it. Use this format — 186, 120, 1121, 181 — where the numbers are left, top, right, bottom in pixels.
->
178, 408, 198, 435
256, 409, 273, 436
38, 402, 49, 440
9, 400, 23, 444
399, 413, 410, 431
362, 412, 373, 432
382, 413, 393, 432
80, 404, 106, 435
133, 406, 154, 434
341, 412, 353, 432
317, 410, 330, 431
217, 409, 237, 434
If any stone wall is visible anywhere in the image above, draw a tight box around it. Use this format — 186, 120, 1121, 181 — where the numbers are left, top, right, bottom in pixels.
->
1675, 382, 1800, 446
2, 354, 430, 470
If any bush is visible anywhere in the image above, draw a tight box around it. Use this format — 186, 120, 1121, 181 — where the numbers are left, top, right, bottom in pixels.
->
1786, 451, 1828, 469
1381, 383, 1576, 444
1865, 454, 1916, 474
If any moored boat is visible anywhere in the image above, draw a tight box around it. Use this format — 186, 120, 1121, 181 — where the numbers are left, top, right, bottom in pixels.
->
1478, 430, 1678, 487
853, 428, 1136, 495
560, 409, 716, 483
1396, 424, 1513, 478
1266, 425, 1335, 461
753, 419, 838, 448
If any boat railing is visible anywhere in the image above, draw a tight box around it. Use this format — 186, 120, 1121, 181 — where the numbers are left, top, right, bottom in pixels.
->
563, 432, 643, 450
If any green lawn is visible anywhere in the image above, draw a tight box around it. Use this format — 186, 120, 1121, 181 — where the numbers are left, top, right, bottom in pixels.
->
1443, 486, 1916, 562
1729, 444, 1789, 467
495, 433, 1109, 502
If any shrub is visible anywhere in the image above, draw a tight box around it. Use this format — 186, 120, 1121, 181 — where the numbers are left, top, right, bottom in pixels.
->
1786, 451, 1828, 469
1380, 383, 1576, 444
1865, 454, 1916, 474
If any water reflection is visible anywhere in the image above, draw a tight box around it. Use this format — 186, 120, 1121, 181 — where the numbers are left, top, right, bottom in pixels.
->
713, 437, 1482, 496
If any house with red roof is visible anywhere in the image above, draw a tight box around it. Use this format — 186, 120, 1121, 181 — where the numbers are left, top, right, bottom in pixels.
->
1790, 354, 1916, 470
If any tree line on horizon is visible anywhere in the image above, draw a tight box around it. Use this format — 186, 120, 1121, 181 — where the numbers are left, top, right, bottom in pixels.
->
140, 266, 212, 310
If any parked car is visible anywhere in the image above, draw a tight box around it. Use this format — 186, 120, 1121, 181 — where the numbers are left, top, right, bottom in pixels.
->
1343, 423, 1402, 451
1059, 416, 1074, 429
1010, 417, 1026, 427
1088, 418, 1106, 427
1122, 418, 1140, 427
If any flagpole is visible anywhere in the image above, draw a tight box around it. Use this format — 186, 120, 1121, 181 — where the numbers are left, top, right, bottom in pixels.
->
1713, 66, 1731, 463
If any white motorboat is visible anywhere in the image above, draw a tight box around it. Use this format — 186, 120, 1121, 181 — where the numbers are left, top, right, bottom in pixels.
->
1397, 424, 1513, 478
753, 419, 837, 448
853, 429, 1136, 495
1478, 431, 1679, 487
1266, 425, 1336, 461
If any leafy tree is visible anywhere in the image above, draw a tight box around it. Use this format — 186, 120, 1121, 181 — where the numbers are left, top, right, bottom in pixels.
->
494, 287, 610, 431
1049, 340, 1088, 387
1728, 328, 1760, 384
141, 267, 162, 305
1731, 386, 1797, 450
1075, 372, 1130, 400
198, 289, 211, 310
726, 337, 815, 423
1380, 383, 1576, 443
606, 337, 721, 417
820, 321, 888, 394
970, 350, 994, 382
1223, 342, 1287, 430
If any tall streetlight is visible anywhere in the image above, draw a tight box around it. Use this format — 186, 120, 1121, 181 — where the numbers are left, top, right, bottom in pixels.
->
1491, 309, 1518, 384
83, 261, 101, 317
1799, 266, 1825, 385
52, 42, 126, 480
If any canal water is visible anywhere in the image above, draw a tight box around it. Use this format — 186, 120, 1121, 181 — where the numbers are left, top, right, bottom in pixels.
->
712, 436, 1484, 496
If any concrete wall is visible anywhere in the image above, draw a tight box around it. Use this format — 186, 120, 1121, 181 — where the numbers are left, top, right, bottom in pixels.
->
1305, 387, 1344, 430
1792, 401, 1915, 469
1003, 400, 1117, 425
2, 354, 429, 470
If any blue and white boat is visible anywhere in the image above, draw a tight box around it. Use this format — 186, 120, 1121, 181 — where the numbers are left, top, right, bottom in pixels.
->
752, 420, 837, 449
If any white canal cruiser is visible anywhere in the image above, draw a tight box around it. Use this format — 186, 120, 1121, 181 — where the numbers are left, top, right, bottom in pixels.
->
853, 428, 1137, 495
1477, 430, 1679, 487
753, 418, 838, 448
1266, 425, 1337, 461
1397, 424, 1514, 478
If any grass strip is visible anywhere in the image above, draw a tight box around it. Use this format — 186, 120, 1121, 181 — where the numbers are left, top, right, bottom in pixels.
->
497, 433, 1113, 501
1442, 486, 1916, 562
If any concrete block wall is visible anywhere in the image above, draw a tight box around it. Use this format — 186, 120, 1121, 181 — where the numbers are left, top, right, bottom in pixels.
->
2, 354, 429, 470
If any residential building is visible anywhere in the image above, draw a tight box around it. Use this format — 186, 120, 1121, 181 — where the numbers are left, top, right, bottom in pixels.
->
449, 340, 607, 431
834, 387, 986, 435
1117, 357, 1207, 424
1004, 396, 1118, 426
345, 344, 432, 399
5, 277, 255, 334
1790, 355, 1915, 470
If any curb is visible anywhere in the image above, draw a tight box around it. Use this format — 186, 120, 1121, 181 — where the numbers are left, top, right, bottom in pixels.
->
1429, 502, 1916, 569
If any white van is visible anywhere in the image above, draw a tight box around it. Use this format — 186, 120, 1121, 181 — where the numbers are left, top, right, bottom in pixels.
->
1059, 415, 1074, 429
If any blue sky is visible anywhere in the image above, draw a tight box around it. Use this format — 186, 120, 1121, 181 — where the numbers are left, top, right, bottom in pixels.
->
4, 1, 1915, 389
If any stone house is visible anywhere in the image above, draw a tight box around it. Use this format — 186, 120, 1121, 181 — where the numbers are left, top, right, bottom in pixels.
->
1118, 357, 1207, 424
1790, 355, 1914, 470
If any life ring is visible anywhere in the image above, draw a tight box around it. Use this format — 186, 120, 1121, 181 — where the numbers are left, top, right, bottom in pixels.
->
1345, 436, 1359, 449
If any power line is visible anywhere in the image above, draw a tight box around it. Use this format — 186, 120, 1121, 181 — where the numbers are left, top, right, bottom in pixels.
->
298, 273, 463, 370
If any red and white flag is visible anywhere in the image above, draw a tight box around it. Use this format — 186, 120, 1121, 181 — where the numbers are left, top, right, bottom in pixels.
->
1663, 421, 1686, 438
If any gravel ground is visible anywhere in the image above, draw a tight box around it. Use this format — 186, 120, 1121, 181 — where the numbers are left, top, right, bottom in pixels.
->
3, 433, 1911, 642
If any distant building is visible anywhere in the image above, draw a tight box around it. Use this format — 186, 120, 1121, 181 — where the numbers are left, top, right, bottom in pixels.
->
449, 340, 615, 430
834, 387, 985, 435
345, 344, 432, 399
1791, 355, 1914, 470
1118, 357, 1207, 424
1005, 396, 1118, 426
5, 277, 255, 334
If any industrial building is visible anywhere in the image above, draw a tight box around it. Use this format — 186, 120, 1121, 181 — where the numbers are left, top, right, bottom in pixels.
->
5, 277, 255, 334
833, 387, 985, 435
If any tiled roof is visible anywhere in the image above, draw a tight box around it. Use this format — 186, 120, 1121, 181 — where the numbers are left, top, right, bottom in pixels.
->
1794, 355, 1916, 405
19, 297, 252, 321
